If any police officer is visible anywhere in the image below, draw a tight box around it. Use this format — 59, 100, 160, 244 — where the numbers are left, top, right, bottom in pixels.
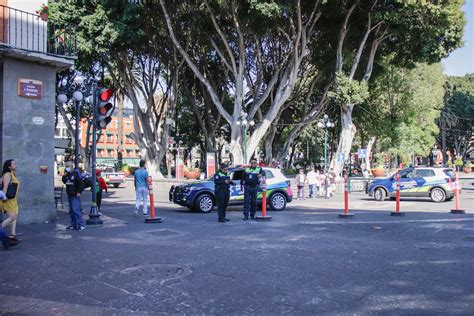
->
241, 158, 265, 220
214, 162, 233, 223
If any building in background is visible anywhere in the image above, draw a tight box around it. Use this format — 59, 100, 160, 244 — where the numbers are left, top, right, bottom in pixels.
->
0, 0, 77, 224
79, 108, 141, 168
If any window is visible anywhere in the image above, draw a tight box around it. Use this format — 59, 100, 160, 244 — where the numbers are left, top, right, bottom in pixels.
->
107, 134, 114, 143
443, 169, 456, 178
107, 149, 114, 157
415, 169, 435, 177
264, 170, 274, 179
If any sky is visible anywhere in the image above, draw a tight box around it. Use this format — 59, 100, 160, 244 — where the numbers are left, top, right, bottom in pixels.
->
441, 1, 474, 76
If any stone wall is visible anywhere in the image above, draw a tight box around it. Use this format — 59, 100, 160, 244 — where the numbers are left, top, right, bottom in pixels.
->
1, 56, 57, 224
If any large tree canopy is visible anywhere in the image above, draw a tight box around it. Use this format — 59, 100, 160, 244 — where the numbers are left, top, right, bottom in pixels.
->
52, 0, 465, 173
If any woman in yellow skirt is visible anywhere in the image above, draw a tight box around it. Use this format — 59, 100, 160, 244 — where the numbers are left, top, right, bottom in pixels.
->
1, 159, 20, 241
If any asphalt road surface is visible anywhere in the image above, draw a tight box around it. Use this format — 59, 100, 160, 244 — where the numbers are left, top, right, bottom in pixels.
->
1, 182, 473, 315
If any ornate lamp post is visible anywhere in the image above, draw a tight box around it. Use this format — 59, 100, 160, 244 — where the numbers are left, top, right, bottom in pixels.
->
317, 114, 335, 199
57, 76, 85, 171
236, 111, 255, 163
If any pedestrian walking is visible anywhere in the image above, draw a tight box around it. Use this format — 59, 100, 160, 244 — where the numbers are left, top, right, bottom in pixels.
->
134, 160, 149, 216
214, 162, 233, 223
96, 169, 108, 214
62, 162, 86, 230
307, 167, 318, 198
0, 190, 20, 250
241, 158, 265, 220
295, 168, 307, 200
1, 159, 21, 241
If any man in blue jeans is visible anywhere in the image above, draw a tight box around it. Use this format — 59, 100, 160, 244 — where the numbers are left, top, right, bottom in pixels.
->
134, 160, 149, 216
62, 163, 86, 230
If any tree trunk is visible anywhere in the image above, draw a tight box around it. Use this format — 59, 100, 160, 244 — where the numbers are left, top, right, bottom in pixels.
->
330, 105, 356, 175
365, 136, 376, 170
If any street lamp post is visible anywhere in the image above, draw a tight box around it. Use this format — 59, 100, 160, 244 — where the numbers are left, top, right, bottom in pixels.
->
432, 145, 439, 166
236, 111, 255, 163
57, 76, 85, 171
317, 114, 335, 199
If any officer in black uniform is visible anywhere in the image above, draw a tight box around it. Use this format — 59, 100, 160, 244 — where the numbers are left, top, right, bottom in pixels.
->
214, 162, 233, 223
241, 158, 265, 220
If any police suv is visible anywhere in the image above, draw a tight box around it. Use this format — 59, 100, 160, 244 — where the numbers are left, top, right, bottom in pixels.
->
367, 167, 457, 202
169, 167, 293, 213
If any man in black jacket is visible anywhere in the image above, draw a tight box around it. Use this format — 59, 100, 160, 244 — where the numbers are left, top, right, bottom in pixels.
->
214, 162, 233, 223
62, 162, 86, 230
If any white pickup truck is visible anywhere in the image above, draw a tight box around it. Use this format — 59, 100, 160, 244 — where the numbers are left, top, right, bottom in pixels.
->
103, 167, 126, 188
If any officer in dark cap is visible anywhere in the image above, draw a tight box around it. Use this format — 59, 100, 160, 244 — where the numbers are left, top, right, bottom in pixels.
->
213, 162, 233, 223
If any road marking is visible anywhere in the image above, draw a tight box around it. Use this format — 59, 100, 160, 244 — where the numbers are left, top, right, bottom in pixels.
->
300, 218, 474, 225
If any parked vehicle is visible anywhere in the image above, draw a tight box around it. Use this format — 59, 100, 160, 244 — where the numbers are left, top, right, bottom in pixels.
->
103, 167, 126, 188
169, 167, 293, 213
367, 167, 457, 202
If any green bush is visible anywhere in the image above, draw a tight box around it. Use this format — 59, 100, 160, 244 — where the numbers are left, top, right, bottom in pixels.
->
282, 168, 297, 176
454, 157, 463, 167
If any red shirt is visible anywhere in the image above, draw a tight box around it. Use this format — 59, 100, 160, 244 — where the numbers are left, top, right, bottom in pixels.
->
98, 177, 108, 192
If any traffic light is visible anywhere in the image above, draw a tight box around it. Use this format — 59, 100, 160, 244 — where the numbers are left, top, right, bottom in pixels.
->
95, 88, 115, 129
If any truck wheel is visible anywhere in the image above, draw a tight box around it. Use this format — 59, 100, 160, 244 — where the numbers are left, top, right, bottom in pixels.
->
113, 184, 120, 188
374, 188, 386, 201
195, 194, 214, 213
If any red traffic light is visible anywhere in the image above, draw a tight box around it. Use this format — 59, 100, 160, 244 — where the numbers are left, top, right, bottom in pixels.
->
99, 103, 114, 115
99, 89, 113, 102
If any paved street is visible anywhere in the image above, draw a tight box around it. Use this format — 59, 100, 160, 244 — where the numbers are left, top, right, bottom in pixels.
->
1, 181, 473, 315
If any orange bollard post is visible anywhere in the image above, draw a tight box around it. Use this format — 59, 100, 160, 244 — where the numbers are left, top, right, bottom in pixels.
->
450, 172, 465, 214
145, 176, 163, 223
391, 172, 405, 216
339, 174, 354, 218
256, 177, 272, 221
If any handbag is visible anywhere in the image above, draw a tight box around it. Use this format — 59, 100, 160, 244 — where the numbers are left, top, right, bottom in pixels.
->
0, 181, 18, 199
5, 182, 18, 199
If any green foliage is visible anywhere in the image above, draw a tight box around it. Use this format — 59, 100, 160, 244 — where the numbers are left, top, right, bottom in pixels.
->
356, 60, 445, 162
439, 74, 474, 156
328, 73, 369, 107
248, 0, 282, 17
454, 156, 463, 167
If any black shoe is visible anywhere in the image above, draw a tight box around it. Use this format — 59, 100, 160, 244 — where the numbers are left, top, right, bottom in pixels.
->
3, 238, 21, 250
8, 235, 21, 242
224, 218, 230, 221
65, 225, 75, 230
242, 215, 249, 221
250, 215, 256, 220
218, 219, 226, 223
